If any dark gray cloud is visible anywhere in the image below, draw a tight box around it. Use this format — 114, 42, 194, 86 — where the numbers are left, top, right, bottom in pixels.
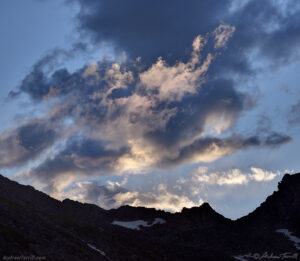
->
159, 133, 291, 167
0, 121, 58, 168
9, 43, 88, 101
19, 68, 71, 101
263, 132, 293, 146
71, 0, 300, 72
17, 122, 57, 152
72, 0, 230, 64
27, 137, 130, 193
255, 115, 293, 146
143, 78, 245, 149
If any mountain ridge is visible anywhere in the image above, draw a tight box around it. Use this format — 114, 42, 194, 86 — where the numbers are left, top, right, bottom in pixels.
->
0, 173, 299, 260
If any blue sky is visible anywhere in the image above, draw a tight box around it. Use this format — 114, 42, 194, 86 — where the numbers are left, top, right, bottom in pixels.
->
0, 0, 300, 219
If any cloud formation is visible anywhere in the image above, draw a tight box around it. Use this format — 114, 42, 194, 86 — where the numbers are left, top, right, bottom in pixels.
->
72, 0, 231, 64
3, 0, 297, 202
71, 0, 300, 71
9, 43, 88, 100
0, 120, 58, 168
64, 180, 201, 212
191, 167, 280, 186
59, 166, 280, 213
4, 23, 292, 196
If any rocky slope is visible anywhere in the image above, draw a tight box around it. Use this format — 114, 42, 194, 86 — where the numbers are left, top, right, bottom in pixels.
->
0, 173, 299, 260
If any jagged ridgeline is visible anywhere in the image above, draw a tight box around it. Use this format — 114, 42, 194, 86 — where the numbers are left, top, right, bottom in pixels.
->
0, 173, 299, 260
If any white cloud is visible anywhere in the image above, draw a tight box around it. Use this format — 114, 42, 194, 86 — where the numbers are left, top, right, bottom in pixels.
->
213, 24, 236, 49
193, 168, 248, 185
250, 167, 279, 181
139, 43, 214, 102
192, 167, 280, 186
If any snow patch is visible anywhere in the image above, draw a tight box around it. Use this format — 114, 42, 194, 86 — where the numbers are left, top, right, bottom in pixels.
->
112, 218, 166, 230
87, 243, 106, 256
233, 256, 248, 261
276, 229, 300, 250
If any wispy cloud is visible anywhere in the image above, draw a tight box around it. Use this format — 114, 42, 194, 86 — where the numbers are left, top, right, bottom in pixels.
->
191, 167, 280, 186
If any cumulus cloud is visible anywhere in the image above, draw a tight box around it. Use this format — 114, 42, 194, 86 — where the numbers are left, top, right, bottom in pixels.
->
192, 167, 280, 185
139, 36, 213, 102
5, 20, 291, 195
250, 167, 279, 182
64, 180, 202, 212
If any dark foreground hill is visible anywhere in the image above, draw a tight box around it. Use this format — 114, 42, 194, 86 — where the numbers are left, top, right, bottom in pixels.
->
0, 173, 299, 260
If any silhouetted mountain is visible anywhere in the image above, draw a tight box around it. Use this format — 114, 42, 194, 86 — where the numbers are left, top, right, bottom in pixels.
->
237, 174, 300, 231
0, 173, 299, 260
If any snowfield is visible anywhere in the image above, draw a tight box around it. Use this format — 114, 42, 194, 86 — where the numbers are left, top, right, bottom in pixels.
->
112, 218, 166, 230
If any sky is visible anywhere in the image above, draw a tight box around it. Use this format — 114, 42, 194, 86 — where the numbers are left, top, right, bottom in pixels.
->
0, 0, 300, 219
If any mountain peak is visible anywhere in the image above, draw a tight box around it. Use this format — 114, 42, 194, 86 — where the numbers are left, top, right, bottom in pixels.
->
181, 202, 214, 214
1, 173, 300, 260
278, 172, 300, 189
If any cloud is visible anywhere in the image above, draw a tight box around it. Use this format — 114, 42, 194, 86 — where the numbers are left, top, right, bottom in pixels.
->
192, 167, 280, 185
250, 167, 278, 182
64, 180, 202, 212
1, 0, 297, 219
0, 120, 59, 168
9, 43, 88, 101
193, 168, 248, 185
60, 166, 280, 213
7, 25, 291, 194
71, 0, 231, 64
159, 132, 291, 167
23, 138, 130, 194
263, 132, 292, 146
71, 0, 300, 72
160, 135, 258, 166
213, 24, 236, 49
139, 36, 214, 102
259, 7, 300, 62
